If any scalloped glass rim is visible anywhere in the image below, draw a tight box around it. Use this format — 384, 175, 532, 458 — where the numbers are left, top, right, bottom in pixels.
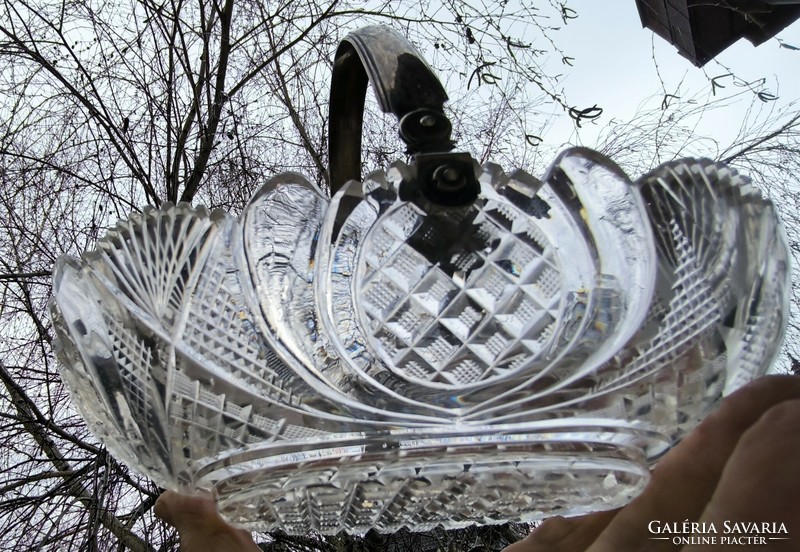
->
48, 150, 790, 534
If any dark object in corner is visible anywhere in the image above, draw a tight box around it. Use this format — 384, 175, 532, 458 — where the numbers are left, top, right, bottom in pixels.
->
635, 0, 800, 66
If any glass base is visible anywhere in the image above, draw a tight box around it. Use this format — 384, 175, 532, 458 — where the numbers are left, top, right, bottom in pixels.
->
199, 424, 667, 534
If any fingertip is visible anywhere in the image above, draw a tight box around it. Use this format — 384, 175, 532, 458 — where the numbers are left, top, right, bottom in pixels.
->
154, 490, 221, 530
154, 491, 175, 525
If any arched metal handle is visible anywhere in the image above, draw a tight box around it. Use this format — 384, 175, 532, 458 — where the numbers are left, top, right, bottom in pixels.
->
328, 26, 457, 195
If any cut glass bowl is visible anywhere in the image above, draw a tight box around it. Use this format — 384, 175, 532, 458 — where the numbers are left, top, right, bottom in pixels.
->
50, 148, 790, 534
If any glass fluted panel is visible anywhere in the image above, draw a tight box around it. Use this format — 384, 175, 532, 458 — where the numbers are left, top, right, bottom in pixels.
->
51, 148, 789, 534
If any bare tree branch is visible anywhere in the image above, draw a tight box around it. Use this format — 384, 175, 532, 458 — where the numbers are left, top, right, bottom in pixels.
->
0, 363, 155, 552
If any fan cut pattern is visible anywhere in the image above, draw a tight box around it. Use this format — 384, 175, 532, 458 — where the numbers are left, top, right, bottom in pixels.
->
51, 148, 789, 534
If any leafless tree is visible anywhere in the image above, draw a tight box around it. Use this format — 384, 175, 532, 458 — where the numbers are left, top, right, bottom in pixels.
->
0, 0, 572, 549
1, 0, 799, 549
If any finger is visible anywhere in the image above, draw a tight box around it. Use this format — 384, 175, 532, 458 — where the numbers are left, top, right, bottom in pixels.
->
153, 491, 174, 525
154, 491, 262, 552
154, 490, 223, 531
501, 510, 619, 552
584, 375, 800, 551
684, 398, 800, 552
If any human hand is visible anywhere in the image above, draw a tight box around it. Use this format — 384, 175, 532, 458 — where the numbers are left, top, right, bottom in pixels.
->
154, 490, 261, 552
155, 375, 800, 552
503, 375, 800, 551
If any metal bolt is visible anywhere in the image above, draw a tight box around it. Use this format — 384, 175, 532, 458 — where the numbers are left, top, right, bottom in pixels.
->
442, 167, 460, 182
432, 165, 465, 192
419, 114, 437, 127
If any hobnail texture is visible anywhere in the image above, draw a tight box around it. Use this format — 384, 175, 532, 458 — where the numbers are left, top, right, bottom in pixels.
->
51, 148, 790, 534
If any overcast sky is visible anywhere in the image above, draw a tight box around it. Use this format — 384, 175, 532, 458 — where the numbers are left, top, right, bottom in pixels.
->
537, 3, 799, 374
545, 2, 800, 149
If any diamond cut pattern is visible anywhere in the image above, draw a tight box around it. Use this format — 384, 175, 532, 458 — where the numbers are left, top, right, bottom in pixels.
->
50, 150, 789, 535
356, 200, 562, 388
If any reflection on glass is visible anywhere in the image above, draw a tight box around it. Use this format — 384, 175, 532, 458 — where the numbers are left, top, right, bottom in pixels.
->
51, 148, 789, 534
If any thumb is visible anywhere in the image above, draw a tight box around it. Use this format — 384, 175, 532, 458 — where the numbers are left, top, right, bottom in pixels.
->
154, 490, 223, 530
154, 491, 262, 552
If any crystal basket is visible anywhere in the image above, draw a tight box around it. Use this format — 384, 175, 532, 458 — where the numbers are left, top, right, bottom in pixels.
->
50, 27, 790, 535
